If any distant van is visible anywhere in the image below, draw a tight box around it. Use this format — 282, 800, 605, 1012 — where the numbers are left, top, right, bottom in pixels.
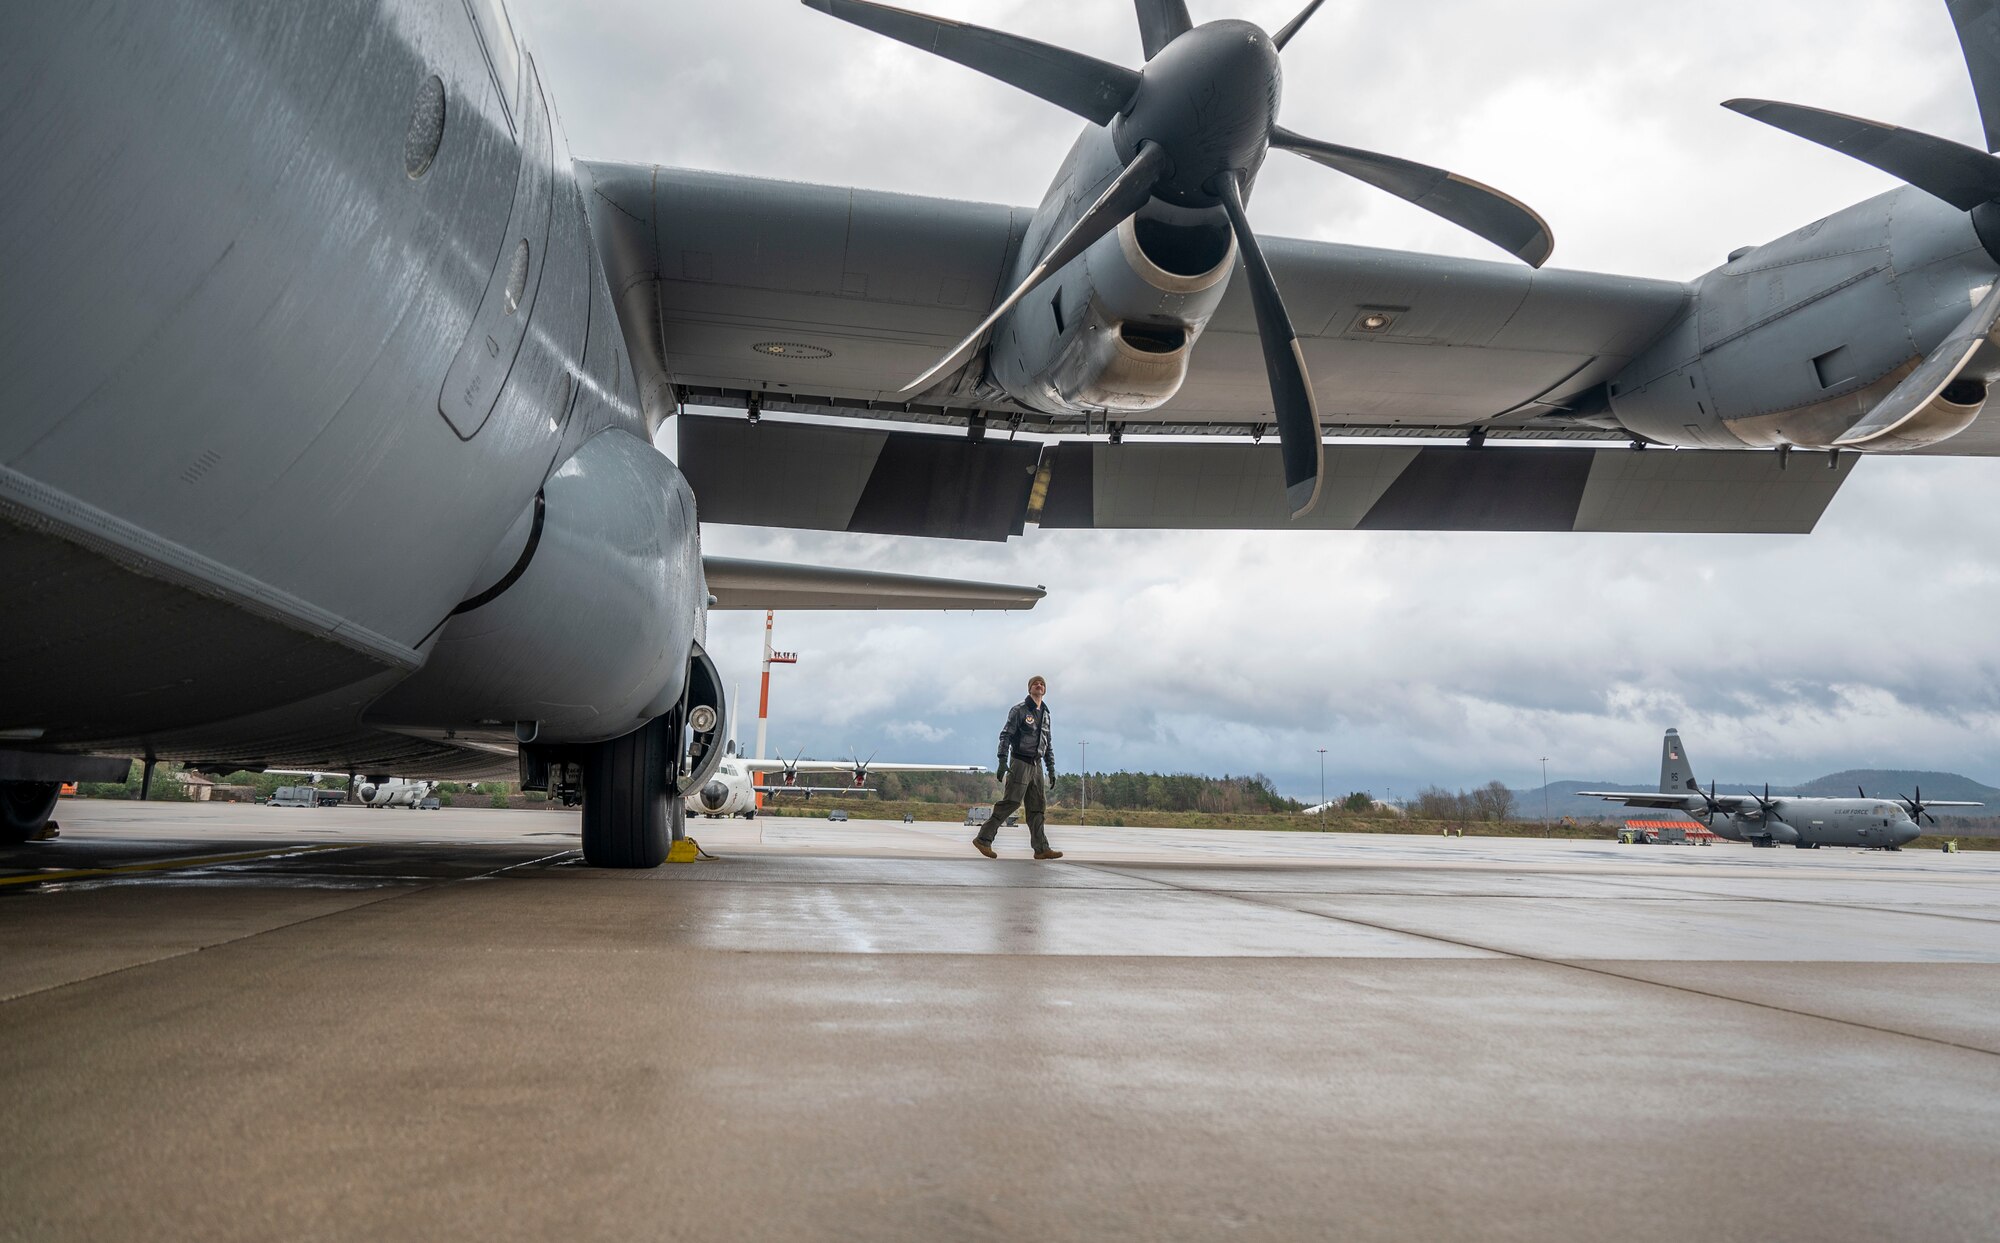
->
964, 804, 1018, 827
270, 786, 317, 808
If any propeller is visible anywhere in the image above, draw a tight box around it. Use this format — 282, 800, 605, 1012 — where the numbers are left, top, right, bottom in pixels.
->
1134, 0, 1192, 60
848, 748, 879, 788
779, 747, 805, 787
1692, 779, 1727, 822
1897, 786, 1940, 826
1723, 6, 2000, 447
803, 0, 1554, 519
1744, 783, 1778, 821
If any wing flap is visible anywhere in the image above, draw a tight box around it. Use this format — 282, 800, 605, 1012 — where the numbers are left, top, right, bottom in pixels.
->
681, 414, 1042, 542
1035, 442, 1858, 533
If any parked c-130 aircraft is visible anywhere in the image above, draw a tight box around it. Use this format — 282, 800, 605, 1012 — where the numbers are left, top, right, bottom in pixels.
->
1581, 730, 1982, 849
10, 0, 2000, 865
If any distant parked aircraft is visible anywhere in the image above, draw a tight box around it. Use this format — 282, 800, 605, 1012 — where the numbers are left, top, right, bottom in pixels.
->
1579, 730, 1980, 849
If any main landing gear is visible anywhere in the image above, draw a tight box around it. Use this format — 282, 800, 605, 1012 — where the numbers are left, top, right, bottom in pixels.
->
578, 714, 686, 868
523, 644, 726, 868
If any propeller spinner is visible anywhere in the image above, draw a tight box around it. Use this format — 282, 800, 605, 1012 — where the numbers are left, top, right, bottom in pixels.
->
1897, 786, 1940, 826
802, 0, 1554, 518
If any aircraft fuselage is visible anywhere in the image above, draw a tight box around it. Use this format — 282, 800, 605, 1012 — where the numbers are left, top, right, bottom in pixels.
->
1708, 798, 1922, 849
2, 0, 705, 777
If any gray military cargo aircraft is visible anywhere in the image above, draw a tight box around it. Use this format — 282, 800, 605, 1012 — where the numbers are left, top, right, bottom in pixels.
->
1580, 730, 1982, 849
9, 0, 2000, 865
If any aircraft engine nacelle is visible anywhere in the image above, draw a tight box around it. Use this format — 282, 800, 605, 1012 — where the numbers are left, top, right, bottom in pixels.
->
1757, 818, 1801, 845
1602, 188, 1999, 453
989, 152, 1235, 416
693, 780, 730, 814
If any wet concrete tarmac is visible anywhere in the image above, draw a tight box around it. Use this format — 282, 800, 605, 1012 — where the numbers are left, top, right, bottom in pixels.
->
4, 802, 2000, 1241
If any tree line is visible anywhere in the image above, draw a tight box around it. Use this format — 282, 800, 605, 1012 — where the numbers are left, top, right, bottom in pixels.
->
865, 768, 1300, 814
1409, 781, 1517, 823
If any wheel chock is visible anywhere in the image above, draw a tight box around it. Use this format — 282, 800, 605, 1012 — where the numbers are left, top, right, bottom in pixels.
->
667, 838, 715, 863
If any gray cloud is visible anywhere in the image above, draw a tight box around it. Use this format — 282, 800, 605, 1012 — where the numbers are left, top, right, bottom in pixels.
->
515, 0, 2000, 796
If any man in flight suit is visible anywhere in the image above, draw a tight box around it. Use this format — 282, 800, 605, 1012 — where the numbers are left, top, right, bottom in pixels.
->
972, 675, 1063, 860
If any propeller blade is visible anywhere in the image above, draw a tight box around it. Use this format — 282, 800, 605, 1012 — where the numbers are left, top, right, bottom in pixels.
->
1214, 170, 1323, 518
1949, 0, 2000, 153
1859, 785, 1868, 798
1723, 99, 2000, 211
1272, 0, 1329, 51
1134, 0, 1192, 60
1272, 127, 1554, 266
802, 0, 1141, 125
903, 142, 1169, 394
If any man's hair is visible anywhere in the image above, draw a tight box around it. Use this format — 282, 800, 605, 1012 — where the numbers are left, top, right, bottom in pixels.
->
1027, 675, 1046, 690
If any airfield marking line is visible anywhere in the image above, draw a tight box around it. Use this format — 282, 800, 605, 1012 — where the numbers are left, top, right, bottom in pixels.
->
1072, 860, 2000, 1061
0, 848, 577, 1007
0, 843, 359, 889
1577, 873, 2000, 928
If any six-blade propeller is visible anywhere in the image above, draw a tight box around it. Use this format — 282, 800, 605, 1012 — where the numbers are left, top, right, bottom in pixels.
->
802, 0, 1554, 518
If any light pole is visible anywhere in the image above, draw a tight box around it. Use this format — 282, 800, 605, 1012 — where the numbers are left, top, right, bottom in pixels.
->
1079, 740, 1088, 828
1541, 756, 1550, 837
1317, 747, 1326, 821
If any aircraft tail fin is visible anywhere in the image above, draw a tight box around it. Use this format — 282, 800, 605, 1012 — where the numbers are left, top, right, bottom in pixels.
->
1659, 729, 1699, 795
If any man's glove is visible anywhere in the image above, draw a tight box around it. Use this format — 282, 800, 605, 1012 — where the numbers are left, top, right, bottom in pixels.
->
995, 760, 1009, 781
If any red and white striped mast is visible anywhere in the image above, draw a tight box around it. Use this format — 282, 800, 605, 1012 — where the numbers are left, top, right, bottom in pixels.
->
752, 610, 797, 805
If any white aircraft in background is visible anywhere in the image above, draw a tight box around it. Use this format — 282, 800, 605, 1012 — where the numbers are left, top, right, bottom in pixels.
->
353, 778, 438, 808
264, 770, 437, 808
686, 747, 983, 819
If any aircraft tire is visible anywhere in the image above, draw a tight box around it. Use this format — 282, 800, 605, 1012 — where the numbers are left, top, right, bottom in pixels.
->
743, 809, 756, 820
580, 716, 680, 868
0, 781, 60, 845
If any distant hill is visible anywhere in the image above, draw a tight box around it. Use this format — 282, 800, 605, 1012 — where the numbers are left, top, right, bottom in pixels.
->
1793, 770, 2000, 805
1515, 771, 2000, 821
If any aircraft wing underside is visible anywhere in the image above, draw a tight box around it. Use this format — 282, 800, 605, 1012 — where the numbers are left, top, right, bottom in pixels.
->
583, 163, 1690, 440
1578, 790, 1756, 811
679, 414, 1860, 539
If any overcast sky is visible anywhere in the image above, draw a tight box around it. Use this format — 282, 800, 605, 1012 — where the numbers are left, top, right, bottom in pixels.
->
512, 0, 2000, 800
